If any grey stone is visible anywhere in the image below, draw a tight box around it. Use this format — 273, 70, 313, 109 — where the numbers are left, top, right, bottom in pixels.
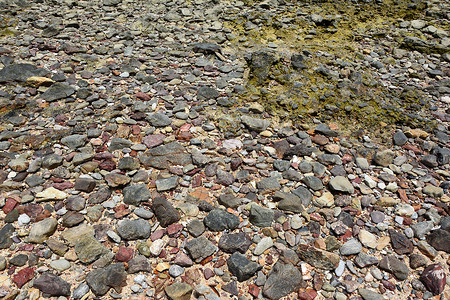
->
355, 253, 379, 268
411, 221, 434, 239
41, 82, 75, 102
116, 219, 151, 240
197, 86, 219, 99
379, 255, 410, 280
227, 252, 262, 282
75, 235, 110, 264
329, 176, 354, 194
256, 177, 280, 193
86, 263, 127, 296
165, 282, 193, 300
241, 116, 270, 132
393, 131, 408, 146
218, 193, 241, 209
219, 232, 252, 254
146, 113, 172, 127
273, 191, 304, 213
42, 154, 63, 169
302, 176, 323, 191
123, 184, 151, 206
27, 218, 58, 243
0, 63, 49, 82
249, 204, 274, 227
109, 138, 133, 151
373, 150, 395, 167
73, 283, 90, 300
0, 224, 14, 249
127, 255, 152, 274
203, 209, 240, 232
61, 134, 87, 150
156, 176, 179, 191
185, 236, 217, 263
358, 288, 385, 300
427, 229, 450, 253
118, 157, 140, 171
340, 238, 362, 255
263, 262, 303, 300
186, 219, 205, 237
153, 196, 181, 227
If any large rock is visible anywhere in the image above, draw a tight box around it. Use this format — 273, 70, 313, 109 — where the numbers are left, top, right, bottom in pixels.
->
241, 115, 270, 132
122, 184, 151, 206
152, 196, 181, 227
296, 244, 339, 270
203, 209, 240, 232
389, 229, 413, 254
165, 282, 193, 300
41, 82, 75, 102
379, 255, 409, 280
156, 176, 179, 191
227, 252, 262, 282
0, 63, 49, 82
420, 263, 446, 295
86, 263, 127, 296
33, 273, 71, 296
0, 224, 14, 249
140, 142, 192, 169
426, 229, 450, 253
273, 191, 304, 213
185, 236, 217, 263
75, 235, 110, 264
219, 232, 252, 254
116, 219, 151, 240
27, 218, 58, 243
249, 204, 274, 227
263, 262, 303, 300
329, 176, 354, 194
373, 149, 395, 167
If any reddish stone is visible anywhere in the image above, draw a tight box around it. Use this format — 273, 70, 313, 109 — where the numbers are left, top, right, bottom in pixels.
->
341, 229, 353, 242
114, 204, 131, 219
158, 249, 167, 259
179, 123, 191, 132
200, 256, 213, 265
53, 181, 74, 190
170, 247, 180, 254
17, 204, 43, 221
298, 289, 318, 300
381, 280, 396, 291
18, 244, 34, 252
176, 131, 193, 141
13, 267, 35, 288
35, 210, 51, 222
398, 189, 408, 202
203, 268, 214, 280
311, 135, 328, 145
131, 125, 141, 135
313, 274, 324, 290
186, 168, 202, 176
169, 166, 184, 175
310, 213, 323, 222
136, 92, 151, 101
213, 258, 226, 268
167, 224, 183, 237
98, 160, 116, 171
420, 263, 446, 295
115, 246, 134, 262
248, 284, 259, 297
402, 144, 422, 154
142, 134, 165, 148
150, 229, 165, 241
342, 154, 353, 164
3, 198, 19, 214
191, 174, 202, 188
352, 177, 362, 184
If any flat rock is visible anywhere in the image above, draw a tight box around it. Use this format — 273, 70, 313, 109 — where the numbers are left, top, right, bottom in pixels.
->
241, 115, 270, 132
358, 288, 385, 300
373, 150, 395, 166
185, 236, 217, 263
75, 235, 110, 264
249, 204, 274, 227
227, 252, 262, 282
420, 263, 446, 295
263, 261, 303, 300
41, 82, 75, 102
123, 184, 151, 206
296, 244, 339, 270
165, 282, 194, 300
0, 63, 49, 82
33, 273, 71, 296
86, 263, 127, 296
426, 229, 450, 253
218, 232, 252, 253
203, 209, 240, 232
0, 224, 14, 249
379, 255, 409, 280
156, 176, 179, 191
27, 218, 57, 243
116, 219, 151, 240
153, 196, 181, 227
329, 176, 354, 194
340, 239, 362, 255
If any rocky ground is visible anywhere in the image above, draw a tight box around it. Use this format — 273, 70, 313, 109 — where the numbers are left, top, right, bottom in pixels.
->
0, 0, 449, 299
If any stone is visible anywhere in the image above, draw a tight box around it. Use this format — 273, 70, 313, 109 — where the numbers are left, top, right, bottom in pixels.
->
296, 244, 339, 270
358, 288, 385, 300
186, 219, 205, 237
116, 219, 151, 240
329, 176, 354, 194
86, 263, 127, 296
393, 131, 408, 146
117, 157, 140, 171
13, 267, 35, 288
241, 116, 270, 132
302, 176, 323, 191
249, 204, 274, 227
27, 218, 57, 243
104, 173, 131, 187
62, 224, 95, 246
50, 259, 71, 271
422, 185, 444, 198
219, 232, 252, 253
197, 86, 219, 99
340, 238, 362, 255
273, 191, 304, 213
109, 138, 133, 151
203, 209, 240, 232
156, 176, 179, 191
75, 235, 110, 264
0, 63, 50, 82
379, 255, 409, 280
389, 229, 413, 254
0, 224, 14, 249
254, 237, 273, 255
165, 282, 193, 300
227, 252, 262, 282
74, 178, 96, 193
61, 134, 87, 149
411, 221, 433, 239
185, 236, 217, 263
359, 230, 377, 249
33, 272, 71, 296
218, 193, 241, 209
426, 229, 450, 253
153, 196, 181, 227
36, 187, 68, 201
47, 238, 68, 256
355, 253, 379, 268
9, 254, 28, 266
216, 169, 235, 186
42, 154, 63, 169
73, 283, 90, 300
123, 184, 151, 206
263, 262, 303, 300
127, 255, 152, 273
373, 150, 395, 167
147, 113, 172, 127
420, 263, 446, 295
409, 254, 428, 269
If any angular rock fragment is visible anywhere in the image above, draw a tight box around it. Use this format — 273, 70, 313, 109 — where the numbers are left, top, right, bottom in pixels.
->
227, 252, 262, 282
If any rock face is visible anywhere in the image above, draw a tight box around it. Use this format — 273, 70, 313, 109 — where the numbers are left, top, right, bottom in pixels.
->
33, 273, 71, 296
227, 252, 262, 282
86, 263, 127, 296
263, 262, 303, 300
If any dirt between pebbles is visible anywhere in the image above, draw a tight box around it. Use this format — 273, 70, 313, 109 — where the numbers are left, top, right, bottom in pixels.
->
0, 0, 449, 300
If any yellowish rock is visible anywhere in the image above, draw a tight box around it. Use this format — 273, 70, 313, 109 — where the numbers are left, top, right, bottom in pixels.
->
359, 230, 377, 249
156, 262, 170, 272
376, 236, 390, 250
26, 76, 54, 87
376, 196, 399, 207
36, 187, 68, 201
405, 129, 429, 139
260, 130, 273, 137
